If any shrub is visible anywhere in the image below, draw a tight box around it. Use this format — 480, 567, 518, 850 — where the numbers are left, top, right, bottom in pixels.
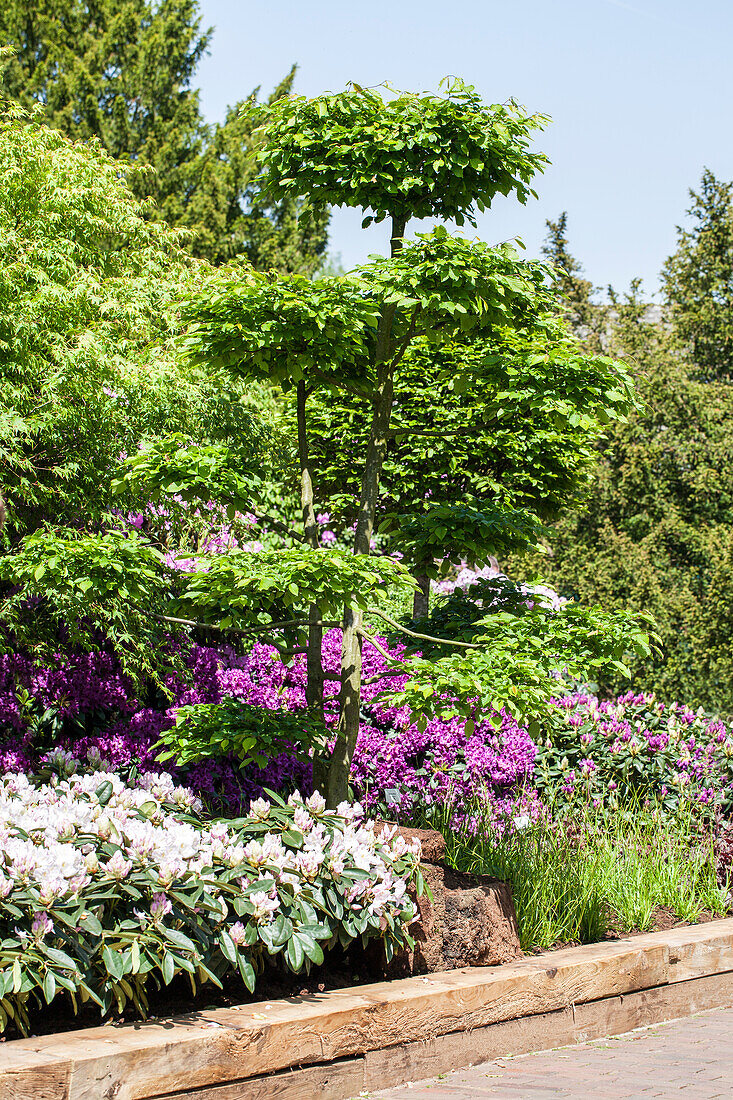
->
535, 691, 733, 815
0, 766, 420, 1035
5, 631, 733, 834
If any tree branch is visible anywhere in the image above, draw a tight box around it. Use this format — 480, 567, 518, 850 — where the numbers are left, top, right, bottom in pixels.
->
310, 365, 377, 402
388, 310, 422, 372
387, 418, 502, 439
156, 614, 339, 637
361, 669, 407, 686
254, 514, 304, 543
357, 627, 395, 663
366, 607, 479, 649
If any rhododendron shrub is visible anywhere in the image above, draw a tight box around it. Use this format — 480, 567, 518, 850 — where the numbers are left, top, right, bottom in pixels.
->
0, 628, 543, 825
0, 643, 310, 812
218, 629, 541, 826
535, 692, 733, 814
5, 626, 733, 839
0, 769, 420, 1035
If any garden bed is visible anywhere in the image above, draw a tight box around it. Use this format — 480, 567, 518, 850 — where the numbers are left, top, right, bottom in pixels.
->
3, 917, 733, 1100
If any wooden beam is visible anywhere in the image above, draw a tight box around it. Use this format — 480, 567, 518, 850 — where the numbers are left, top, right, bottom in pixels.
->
1, 919, 733, 1100
150, 972, 733, 1100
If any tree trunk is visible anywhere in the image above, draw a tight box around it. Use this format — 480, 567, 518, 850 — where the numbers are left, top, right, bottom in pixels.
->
327, 215, 407, 808
297, 381, 326, 791
412, 568, 430, 620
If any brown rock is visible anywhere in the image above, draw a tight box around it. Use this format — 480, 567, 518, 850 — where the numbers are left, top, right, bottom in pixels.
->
369, 863, 521, 977
442, 867, 522, 967
375, 820, 446, 864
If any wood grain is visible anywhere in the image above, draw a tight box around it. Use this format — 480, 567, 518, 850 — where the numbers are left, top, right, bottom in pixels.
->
149, 1057, 367, 1100
1, 918, 732, 1100
144, 971, 733, 1100
664, 921, 733, 982
360, 969, 733, 1095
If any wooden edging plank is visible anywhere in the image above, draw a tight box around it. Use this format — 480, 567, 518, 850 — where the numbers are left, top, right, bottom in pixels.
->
149, 971, 733, 1100
1, 918, 733, 1100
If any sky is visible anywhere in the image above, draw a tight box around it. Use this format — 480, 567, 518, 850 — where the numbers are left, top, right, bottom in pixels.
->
197, 0, 733, 298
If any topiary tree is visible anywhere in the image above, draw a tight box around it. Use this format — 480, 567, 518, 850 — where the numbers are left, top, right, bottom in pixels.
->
163, 81, 651, 804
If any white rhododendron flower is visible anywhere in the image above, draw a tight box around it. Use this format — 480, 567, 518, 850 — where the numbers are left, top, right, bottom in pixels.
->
0, 768, 421, 1034
305, 791, 327, 816
249, 798, 271, 820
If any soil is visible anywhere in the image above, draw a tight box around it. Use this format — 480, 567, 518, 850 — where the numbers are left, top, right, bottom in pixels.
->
0, 942, 391, 1042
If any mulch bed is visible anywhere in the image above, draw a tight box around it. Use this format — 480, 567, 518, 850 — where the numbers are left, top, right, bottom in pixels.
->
0, 942, 386, 1041
538, 905, 726, 956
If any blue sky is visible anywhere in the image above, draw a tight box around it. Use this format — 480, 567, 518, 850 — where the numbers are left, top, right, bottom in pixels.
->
197, 0, 732, 297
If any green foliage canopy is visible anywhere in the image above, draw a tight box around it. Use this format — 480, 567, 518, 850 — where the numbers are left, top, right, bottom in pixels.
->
0, 0, 210, 224
0, 99, 201, 534
0, 4, 328, 272
0, 529, 173, 686
257, 79, 548, 226
663, 170, 733, 381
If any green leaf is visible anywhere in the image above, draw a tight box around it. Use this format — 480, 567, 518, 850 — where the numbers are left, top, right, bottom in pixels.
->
161, 952, 175, 986
162, 927, 195, 953
219, 931, 237, 965
238, 955, 256, 992
102, 946, 124, 982
42, 970, 57, 1004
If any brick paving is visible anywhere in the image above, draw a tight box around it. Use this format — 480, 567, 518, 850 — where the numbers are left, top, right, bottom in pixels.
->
370, 1006, 733, 1098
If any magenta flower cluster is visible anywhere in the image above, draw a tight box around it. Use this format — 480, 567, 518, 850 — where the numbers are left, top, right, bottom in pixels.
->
0, 629, 537, 823
4, 628, 733, 825
535, 690, 733, 812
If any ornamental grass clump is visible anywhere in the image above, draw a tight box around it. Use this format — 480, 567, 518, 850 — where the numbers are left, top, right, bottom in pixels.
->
445, 798, 728, 952
0, 768, 421, 1036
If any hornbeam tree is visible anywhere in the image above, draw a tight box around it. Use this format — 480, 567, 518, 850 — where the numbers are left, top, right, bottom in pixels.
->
169, 81, 650, 804
306, 324, 630, 620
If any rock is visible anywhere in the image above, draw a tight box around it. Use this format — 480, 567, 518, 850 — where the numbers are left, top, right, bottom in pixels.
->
367, 861, 521, 977
442, 867, 522, 967
369, 818, 520, 975
406, 861, 446, 974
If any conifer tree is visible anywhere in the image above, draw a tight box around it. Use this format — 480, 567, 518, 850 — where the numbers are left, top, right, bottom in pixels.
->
662, 169, 733, 380
184, 68, 328, 272
542, 213, 605, 350
0, 1, 327, 272
0, 0, 210, 224
519, 226, 733, 710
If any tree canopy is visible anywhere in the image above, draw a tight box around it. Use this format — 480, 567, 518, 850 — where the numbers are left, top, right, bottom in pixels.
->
662, 169, 733, 381
0, 97, 269, 539
518, 215, 733, 710
0, 81, 653, 809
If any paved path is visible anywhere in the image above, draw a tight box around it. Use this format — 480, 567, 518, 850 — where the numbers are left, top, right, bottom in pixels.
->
370, 1006, 733, 1098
